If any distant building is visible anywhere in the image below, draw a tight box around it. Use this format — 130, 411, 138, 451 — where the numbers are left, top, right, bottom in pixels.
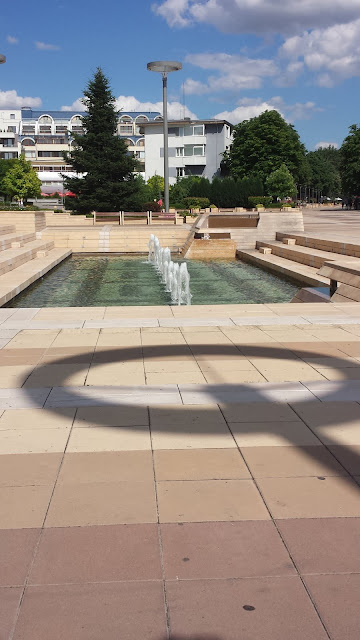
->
141, 118, 233, 185
0, 109, 232, 193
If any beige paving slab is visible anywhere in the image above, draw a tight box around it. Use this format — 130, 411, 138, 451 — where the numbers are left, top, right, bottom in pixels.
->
257, 366, 326, 383
149, 404, 227, 428
57, 451, 154, 484
258, 476, 360, 518
4, 330, 59, 349
230, 421, 321, 447
315, 368, 360, 381
220, 402, 300, 423
0, 453, 62, 486
144, 360, 200, 373
203, 370, 267, 384
0, 407, 76, 430
157, 479, 270, 522
24, 365, 88, 388
0, 428, 69, 454
151, 422, 236, 450
153, 449, 251, 480
241, 445, 347, 478
197, 359, 257, 371
45, 481, 157, 526
67, 426, 152, 452
74, 405, 149, 428
51, 329, 100, 348
291, 401, 360, 445
0, 485, 53, 529
146, 372, 206, 385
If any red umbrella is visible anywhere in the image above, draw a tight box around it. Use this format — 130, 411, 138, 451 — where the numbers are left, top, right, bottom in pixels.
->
65, 191, 76, 197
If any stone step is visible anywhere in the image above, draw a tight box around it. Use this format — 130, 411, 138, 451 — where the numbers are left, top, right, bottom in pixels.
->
0, 248, 71, 306
238, 249, 329, 287
277, 232, 360, 258
0, 225, 16, 236
0, 231, 36, 252
0, 239, 55, 277
257, 240, 342, 269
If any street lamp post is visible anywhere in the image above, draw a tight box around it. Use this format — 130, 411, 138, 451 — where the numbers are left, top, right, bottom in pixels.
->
147, 61, 182, 213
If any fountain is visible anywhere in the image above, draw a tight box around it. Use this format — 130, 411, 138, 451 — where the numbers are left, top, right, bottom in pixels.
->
148, 234, 191, 305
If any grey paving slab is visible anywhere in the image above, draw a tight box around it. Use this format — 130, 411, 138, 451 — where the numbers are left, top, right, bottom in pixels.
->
232, 317, 311, 326
159, 318, 235, 327
303, 380, 360, 401
301, 316, 360, 324
0, 309, 17, 324
28, 323, 85, 329
0, 388, 50, 409
179, 383, 317, 404
45, 385, 182, 407
84, 319, 159, 328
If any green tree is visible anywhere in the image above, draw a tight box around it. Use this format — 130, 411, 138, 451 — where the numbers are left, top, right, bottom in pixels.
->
63, 68, 138, 213
1, 155, 41, 202
147, 174, 164, 201
0, 158, 17, 198
266, 164, 296, 200
228, 110, 309, 184
307, 146, 341, 197
340, 124, 360, 195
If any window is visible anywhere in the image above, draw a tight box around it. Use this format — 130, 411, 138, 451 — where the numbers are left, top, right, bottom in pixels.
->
25, 151, 36, 158
71, 126, 83, 133
71, 116, 82, 125
39, 116, 51, 124
7, 126, 16, 133
176, 167, 185, 178
22, 126, 35, 134
137, 138, 145, 147
38, 151, 63, 157
39, 126, 52, 133
119, 125, 133, 135
22, 138, 35, 146
0, 152, 18, 159
176, 147, 184, 156
135, 151, 145, 159
184, 144, 205, 157
0, 138, 14, 147
193, 125, 204, 135
56, 126, 67, 133
120, 115, 133, 123
184, 126, 193, 136
10, 114, 15, 120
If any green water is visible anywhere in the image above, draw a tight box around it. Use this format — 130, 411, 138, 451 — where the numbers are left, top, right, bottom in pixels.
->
6, 255, 301, 307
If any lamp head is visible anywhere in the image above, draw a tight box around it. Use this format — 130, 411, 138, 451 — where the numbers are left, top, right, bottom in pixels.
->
147, 61, 182, 74
0, 54, 6, 64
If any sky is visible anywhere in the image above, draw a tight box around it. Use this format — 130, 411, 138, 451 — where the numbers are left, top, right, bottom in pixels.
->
1, 0, 360, 150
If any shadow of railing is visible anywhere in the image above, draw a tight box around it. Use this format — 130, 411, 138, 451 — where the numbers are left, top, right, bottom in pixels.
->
21, 343, 360, 481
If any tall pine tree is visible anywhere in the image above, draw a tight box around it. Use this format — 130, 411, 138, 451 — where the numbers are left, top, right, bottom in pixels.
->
64, 68, 138, 213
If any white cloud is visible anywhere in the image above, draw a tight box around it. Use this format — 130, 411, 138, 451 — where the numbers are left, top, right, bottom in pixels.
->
61, 96, 198, 120
61, 98, 85, 112
280, 18, 360, 85
153, 0, 360, 35
0, 90, 42, 108
315, 141, 339, 149
184, 52, 278, 94
7, 36, 18, 44
35, 41, 60, 51
213, 96, 321, 124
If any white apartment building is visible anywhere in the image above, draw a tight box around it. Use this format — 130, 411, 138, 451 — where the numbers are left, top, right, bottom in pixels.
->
0, 109, 232, 193
141, 118, 233, 185
0, 108, 162, 193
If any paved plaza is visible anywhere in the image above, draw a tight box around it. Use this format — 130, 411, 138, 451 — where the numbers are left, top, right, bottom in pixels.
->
0, 300, 360, 639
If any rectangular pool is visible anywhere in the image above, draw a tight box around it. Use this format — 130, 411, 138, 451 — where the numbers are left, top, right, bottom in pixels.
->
6, 255, 302, 307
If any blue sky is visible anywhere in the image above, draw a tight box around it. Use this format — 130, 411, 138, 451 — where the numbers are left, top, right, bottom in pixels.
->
1, 0, 360, 150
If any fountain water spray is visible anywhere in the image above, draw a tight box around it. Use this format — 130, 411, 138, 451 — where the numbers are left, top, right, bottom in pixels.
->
148, 234, 191, 305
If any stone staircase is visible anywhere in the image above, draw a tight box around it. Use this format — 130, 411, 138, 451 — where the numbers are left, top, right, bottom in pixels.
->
0, 224, 71, 306
238, 232, 360, 300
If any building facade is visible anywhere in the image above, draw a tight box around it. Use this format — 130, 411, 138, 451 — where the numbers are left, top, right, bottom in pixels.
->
0, 109, 232, 193
142, 119, 233, 185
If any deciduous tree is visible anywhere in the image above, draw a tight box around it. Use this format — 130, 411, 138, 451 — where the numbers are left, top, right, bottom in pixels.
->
340, 125, 360, 195
228, 110, 309, 184
1, 155, 41, 202
266, 164, 296, 200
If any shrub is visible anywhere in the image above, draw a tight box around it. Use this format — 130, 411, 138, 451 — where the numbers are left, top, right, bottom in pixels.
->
248, 196, 273, 208
183, 197, 210, 209
141, 201, 161, 212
